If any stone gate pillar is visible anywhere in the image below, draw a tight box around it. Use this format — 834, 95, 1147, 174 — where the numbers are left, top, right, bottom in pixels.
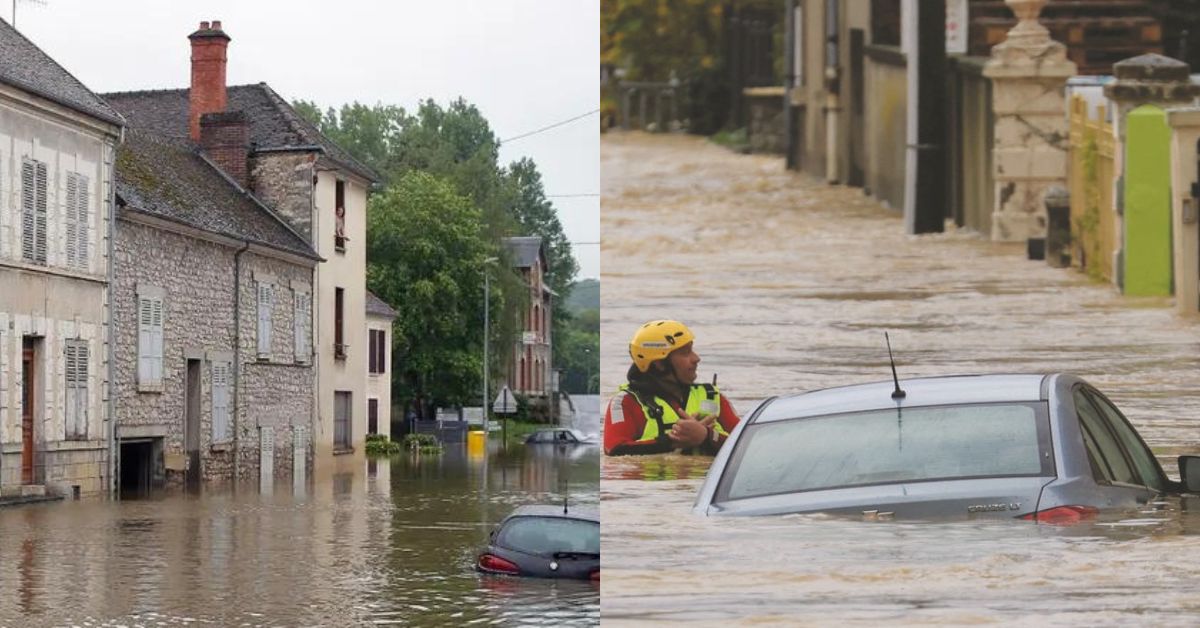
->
982, 0, 1076, 242
1104, 54, 1200, 290
1166, 108, 1200, 313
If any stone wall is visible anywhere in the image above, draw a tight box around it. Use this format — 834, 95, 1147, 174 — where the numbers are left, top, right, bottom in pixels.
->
744, 87, 786, 155
250, 152, 316, 241
864, 46, 908, 211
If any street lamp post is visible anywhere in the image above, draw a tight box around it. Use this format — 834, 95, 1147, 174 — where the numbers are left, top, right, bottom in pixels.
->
482, 257, 498, 435
584, 347, 592, 394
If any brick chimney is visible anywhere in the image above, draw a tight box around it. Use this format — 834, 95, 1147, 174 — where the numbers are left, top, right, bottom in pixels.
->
199, 111, 249, 188
188, 20, 231, 141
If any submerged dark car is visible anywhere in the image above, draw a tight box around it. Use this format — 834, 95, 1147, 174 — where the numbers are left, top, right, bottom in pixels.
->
694, 373, 1200, 522
477, 505, 600, 579
525, 428, 596, 445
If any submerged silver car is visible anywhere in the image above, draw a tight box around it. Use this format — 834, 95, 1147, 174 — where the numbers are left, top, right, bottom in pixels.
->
694, 373, 1200, 522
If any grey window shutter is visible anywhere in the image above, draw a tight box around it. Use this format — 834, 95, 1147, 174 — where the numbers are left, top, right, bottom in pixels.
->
138, 297, 152, 383
64, 340, 88, 439
151, 299, 163, 382
293, 291, 307, 361
258, 283, 273, 358
21, 160, 34, 261
34, 161, 47, 264
75, 174, 89, 270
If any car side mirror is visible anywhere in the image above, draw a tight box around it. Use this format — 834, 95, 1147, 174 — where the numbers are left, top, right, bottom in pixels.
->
1179, 456, 1200, 492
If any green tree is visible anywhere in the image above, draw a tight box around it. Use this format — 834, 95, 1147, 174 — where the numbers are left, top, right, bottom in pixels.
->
366, 171, 504, 408
556, 307, 600, 394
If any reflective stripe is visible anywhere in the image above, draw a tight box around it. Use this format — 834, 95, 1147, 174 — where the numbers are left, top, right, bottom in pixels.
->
609, 392, 627, 424
617, 384, 729, 442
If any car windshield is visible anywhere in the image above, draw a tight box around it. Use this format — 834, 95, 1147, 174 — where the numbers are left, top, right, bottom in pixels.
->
717, 402, 1052, 502
498, 516, 600, 557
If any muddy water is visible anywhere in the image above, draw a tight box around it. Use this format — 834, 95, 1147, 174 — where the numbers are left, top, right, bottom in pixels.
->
600, 132, 1200, 625
0, 426, 599, 626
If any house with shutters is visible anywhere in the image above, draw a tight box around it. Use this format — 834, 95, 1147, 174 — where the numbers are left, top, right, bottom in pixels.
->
104, 20, 379, 475
0, 18, 124, 498
502, 237, 555, 416
109, 129, 320, 491
365, 290, 396, 437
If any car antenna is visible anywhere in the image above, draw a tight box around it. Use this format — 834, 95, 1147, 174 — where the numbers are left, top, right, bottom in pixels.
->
886, 332, 906, 400
563, 496, 568, 515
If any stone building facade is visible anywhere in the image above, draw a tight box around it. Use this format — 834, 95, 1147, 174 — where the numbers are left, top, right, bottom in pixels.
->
111, 130, 319, 492
0, 18, 124, 497
103, 20, 379, 479
502, 237, 554, 415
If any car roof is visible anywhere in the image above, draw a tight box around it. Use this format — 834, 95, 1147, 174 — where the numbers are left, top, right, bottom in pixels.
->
505, 505, 599, 522
754, 374, 1048, 424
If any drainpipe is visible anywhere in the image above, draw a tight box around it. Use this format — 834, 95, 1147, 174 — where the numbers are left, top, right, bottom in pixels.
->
784, 0, 797, 170
233, 241, 250, 484
106, 131, 121, 497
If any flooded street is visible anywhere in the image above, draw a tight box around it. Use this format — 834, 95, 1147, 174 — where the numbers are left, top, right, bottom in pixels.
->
0, 402, 600, 627
600, 132, 1200, 625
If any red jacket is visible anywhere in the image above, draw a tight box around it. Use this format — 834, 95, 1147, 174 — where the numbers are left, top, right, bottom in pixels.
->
604, 387, 740, 455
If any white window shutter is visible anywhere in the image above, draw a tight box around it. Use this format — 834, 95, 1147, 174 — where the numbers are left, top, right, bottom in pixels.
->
212, 361, 230, 442
64, 341, 88, 439
76, 174, 89, 270
34, 161, 47, 265
258, 283, 273, 358
151, 299, 163, 382
293, 291, 304, 361
65, 173, 78, 268
138, 297, 152, 383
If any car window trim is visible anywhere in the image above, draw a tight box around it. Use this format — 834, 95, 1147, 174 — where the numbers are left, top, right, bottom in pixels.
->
1076, 414, 1116, 485
1080, 385, 1168, 490
713, 400, 1055, 504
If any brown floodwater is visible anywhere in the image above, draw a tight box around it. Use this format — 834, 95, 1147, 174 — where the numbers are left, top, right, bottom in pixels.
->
600, 132, 1200, 626
0, 407, 600, 627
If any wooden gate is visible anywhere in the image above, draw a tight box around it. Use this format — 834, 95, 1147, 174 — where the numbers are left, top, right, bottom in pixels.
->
1068, 95, 1116, 281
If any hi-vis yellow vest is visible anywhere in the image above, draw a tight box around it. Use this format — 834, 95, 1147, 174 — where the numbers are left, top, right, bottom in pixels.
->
618, 384, 730, 441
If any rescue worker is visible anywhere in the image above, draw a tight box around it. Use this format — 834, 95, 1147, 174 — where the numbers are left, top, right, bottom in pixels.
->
604, 320, 740, 455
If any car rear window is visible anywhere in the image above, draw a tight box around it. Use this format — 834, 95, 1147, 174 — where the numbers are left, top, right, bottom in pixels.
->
717, 402, 1053, 502
498, 517, 600, 556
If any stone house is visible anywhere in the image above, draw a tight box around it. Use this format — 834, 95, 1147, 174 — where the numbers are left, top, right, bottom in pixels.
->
365, 291, 396, 437
0, 18, 124, 497
502, 237, 554, 413
103, 20, 379, 475
111, 129, 320, 492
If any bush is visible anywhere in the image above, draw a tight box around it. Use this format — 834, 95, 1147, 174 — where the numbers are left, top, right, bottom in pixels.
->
365, 434, 401, 456
403, 433, 444, 454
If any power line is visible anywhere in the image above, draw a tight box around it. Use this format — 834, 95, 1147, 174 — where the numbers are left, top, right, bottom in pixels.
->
500, 109, 600, 144
571, 241, 599, 246
547, 193, 599, 198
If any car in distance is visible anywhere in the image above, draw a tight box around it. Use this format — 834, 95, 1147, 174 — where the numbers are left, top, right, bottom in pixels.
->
477, 505, 600, 580
524, 428, 596, 445
693, 373, 1200, 523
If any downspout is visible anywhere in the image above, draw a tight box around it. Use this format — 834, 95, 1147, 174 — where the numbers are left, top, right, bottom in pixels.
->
233, 241, 251, 484
106, 130, 122, 497
784, 0, 796, 170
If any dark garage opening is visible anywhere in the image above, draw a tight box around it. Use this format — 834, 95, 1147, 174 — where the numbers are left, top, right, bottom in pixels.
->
120, 440, 161, 498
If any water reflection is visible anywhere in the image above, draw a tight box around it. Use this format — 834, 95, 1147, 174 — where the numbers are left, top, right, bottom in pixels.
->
600, 133, 1200, 624
0, 437, 599, 626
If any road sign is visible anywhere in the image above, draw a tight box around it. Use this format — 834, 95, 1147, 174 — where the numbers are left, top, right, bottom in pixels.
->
493, 386, 517, 414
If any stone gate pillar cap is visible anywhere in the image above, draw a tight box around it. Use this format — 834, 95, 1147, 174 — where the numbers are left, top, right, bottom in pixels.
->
1113, 54, 1190, 82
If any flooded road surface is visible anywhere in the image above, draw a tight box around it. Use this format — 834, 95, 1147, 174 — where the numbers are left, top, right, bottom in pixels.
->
600, 132, 1200, 625
0, 414, 599, 626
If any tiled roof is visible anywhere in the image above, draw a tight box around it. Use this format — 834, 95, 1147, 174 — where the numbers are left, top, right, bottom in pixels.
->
102, 83, 377, 182
365, 290, 398, 319
115, 129, 319, 260
0, 17, 123, 126
503, 236, 544, 268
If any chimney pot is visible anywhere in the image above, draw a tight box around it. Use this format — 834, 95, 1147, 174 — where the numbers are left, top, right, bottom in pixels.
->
200, 20, 210, 30
212, 20, 222, 30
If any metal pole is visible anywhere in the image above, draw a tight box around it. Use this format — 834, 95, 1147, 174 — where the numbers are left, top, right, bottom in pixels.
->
483, 270, 489, 434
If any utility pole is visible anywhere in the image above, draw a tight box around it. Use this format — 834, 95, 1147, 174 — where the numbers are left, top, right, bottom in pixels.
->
902, 0, 948, 234
482, 257, 497, 435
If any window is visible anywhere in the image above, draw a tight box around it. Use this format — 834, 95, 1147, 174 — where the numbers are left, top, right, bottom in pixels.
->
334, 180, 347, 252
1074, 389, 1139, 486
368, 398, 379, 435
497, 517, 599, 557
334, 391, 352, 449
65, 172, 89, 270
334, 287, 346, 359
717, 403, 1053, 502
64, 340, 88, 439
293, 290, 311, 363
369, 329, 386, 374
137, 295, 164, 386
21, 158, 48, 265
1078, 388, 1164, 490
257, 282, 273, 359
212, 361, 231, 443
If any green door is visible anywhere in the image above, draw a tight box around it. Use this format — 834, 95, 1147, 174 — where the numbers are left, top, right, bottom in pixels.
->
1123, 104, 1172, 296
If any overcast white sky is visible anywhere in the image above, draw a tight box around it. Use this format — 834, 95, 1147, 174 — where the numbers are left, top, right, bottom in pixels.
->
14, 0, 600, 279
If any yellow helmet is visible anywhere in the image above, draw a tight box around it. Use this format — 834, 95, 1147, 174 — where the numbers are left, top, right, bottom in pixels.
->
629, 320, 695, 373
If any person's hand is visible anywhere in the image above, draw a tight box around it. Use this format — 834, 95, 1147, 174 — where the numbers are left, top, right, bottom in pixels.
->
668, 410, 710, 448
